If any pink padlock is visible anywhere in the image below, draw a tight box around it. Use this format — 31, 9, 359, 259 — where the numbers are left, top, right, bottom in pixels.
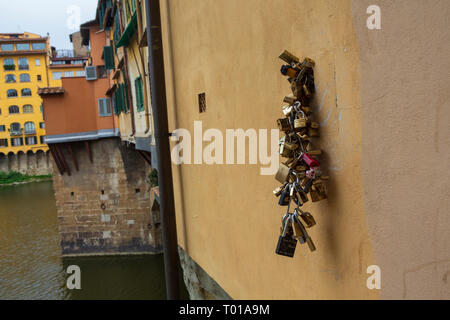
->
302, 153, 320, 168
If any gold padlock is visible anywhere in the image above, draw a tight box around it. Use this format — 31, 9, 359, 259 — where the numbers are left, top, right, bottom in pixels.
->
310, 121, 320, 129
300, 106, 312, 115
300, 212, 316, 228
277, 118, 291, 132
283, 95, 296, 105
303, 57, 316, 68
284, 142, 298, 151
273, 185, 285, 197
294, 109, 307, 130
303, 84, 311, 98
279, 50, 300, 65
308, 127, 320, 137
308, 150, 322, 156
275, 163, 291, 183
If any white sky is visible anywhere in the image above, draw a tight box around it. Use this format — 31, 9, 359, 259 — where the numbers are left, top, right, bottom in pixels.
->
0, 0, 98, 49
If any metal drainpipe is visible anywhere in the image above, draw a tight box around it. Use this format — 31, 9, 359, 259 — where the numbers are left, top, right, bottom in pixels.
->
145, 0, 180, 300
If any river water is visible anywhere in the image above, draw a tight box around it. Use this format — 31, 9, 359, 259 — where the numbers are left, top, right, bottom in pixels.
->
0, 181, 179, 300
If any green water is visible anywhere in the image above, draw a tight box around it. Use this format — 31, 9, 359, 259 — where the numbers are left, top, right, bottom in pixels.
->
0, 181, 185, 300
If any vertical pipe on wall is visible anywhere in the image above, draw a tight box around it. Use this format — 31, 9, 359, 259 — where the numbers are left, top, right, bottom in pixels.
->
145, 0, 180, 300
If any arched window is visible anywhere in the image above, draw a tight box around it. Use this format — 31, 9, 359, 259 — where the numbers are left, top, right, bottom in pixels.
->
18, 58, 29, 70
21, 88, 32, 97
20, 74, 30, 82
5, 74, 16, 83
10, 123, 21, 132
24, 122, 35, 134
23, 105, 33, 113
7, 89, 18, 98
4, 58, 15, 70
9, 105, 19, 114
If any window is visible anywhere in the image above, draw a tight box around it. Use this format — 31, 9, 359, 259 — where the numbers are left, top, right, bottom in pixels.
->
23, 105, 33, 114
39, 122, 45, 129
16, 43, 30, 51
75, 70, 86, 77
37, 75, 42, 82
134, 76, 144, 112
18, 58, 29, 70
32, 43, 46, 50
52, 72, 62, 80
198, 93, 206, 113
35, 59, 41, 66
0, 125, 5, 132
0, 139, 7, 147
21, 88, 32, 97
98, 65, 107, 78
4, 58, 15, 70
64, 71, 74, 78
10, 123, 21, 134
40, 136, 45, 144
24, 122, 35, 134
11, 138, 23, 147
7, 89, 18, 98
25, 136, 37, 145
5, 74, 16, 83
98, 98, 112, 117
20, 74, 31, 82
9, 106, 19, 114
1, 44, 14, 51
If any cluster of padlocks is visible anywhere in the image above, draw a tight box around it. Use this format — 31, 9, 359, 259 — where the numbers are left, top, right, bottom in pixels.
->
274, 50, 329, 258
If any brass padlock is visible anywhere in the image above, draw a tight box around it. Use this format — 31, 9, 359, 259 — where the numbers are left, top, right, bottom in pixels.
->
279, 50, 300, 65
284, 142, 298, 151
283, 95, 297, 105
310, 189, 327, 202
308, 127, 320, 137
275, 163, 291, 183
310, 121, 320, 129
308, 150, 322, 156
273, 185, 285, 197
300, 105, 312, 116
293, 221, 306, 244
303, 57, 316, 68
277, 118, 291, 132
300, 211, 316, 228
294, 111, 307, 130
298, 190, 309, 204
306, 237, 316, 252
303, 84, 312, 98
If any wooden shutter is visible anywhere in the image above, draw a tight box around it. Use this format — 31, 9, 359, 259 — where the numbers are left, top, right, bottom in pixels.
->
104, 46, 115, 70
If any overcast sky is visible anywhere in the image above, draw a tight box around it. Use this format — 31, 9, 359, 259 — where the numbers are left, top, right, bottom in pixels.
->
0, 0, 98, 49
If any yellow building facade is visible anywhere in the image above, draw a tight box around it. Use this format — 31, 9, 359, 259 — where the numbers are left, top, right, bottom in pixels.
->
0, 32, 49, 155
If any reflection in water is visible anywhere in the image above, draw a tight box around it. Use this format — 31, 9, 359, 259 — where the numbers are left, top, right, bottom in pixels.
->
0, 181, 186, 300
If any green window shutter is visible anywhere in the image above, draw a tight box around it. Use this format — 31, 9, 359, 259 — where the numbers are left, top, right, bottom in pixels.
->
103, 46, 115, 70
135, 76, 144, 112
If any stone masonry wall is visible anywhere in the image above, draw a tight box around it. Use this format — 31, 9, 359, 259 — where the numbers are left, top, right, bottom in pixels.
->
0, 151, 52, 176
51, 138, 162, 256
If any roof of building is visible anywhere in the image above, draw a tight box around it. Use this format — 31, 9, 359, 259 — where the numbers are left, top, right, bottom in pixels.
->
37, 87, 65, 96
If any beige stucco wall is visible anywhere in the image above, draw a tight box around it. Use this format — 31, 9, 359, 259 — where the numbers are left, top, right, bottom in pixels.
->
161, 0, 378, 299
352, 0, 450, 299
